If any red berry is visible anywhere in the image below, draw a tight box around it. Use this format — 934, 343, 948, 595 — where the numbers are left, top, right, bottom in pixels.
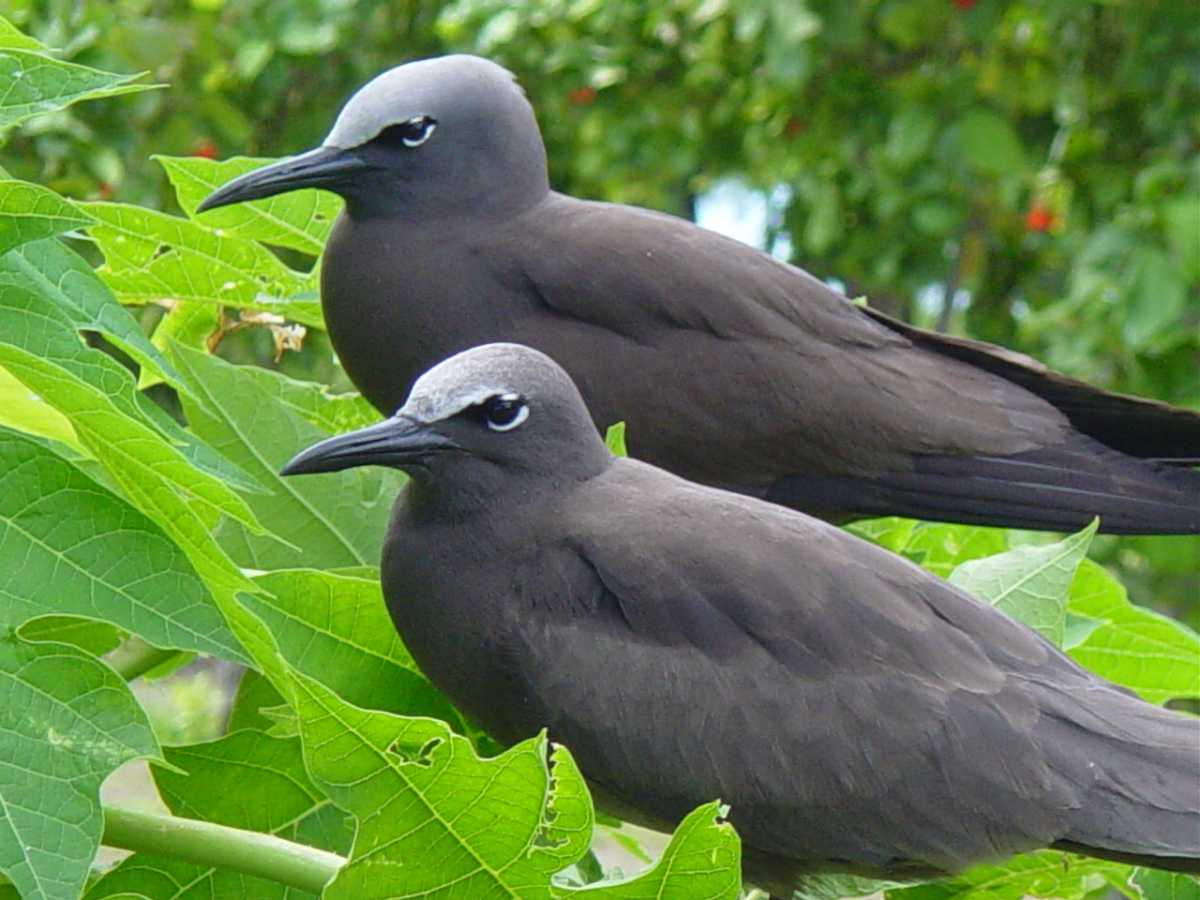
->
952, 0, 975, 9
1024, 205, 1055, 232
567, 86, 597, 107
192, 139, 219, 159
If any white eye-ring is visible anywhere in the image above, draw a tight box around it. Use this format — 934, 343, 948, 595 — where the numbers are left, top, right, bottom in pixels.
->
401, 116, 437, 148
485, 394, 529, 432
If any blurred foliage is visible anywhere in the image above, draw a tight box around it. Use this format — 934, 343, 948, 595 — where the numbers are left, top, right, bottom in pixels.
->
0, 13, 1198, 897
3, 0, 1196, 610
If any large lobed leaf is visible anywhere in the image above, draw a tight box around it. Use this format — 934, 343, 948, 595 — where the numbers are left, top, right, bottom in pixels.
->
948, 520, 1098, 645
158, 156, 341, 257
0, 279, 261, 613
246, 569, 464, 730
0, 237, 181, 390
0, 427, 242, 659
170, 343, 400, 571
0, 634, 158, 900
0, 181, 90, 256
82, 202, 322, 327
1066, 559, 1200, 704
0, 47, 154, 132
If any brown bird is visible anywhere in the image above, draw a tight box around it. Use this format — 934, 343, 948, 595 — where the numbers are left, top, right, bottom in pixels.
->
203, 55, 1200, 534
282, 343, 1200, 896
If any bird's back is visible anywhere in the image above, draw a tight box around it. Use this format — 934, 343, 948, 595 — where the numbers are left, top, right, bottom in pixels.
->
487, 459, 1200, 878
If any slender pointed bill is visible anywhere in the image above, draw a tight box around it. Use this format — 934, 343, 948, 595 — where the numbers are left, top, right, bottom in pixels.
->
280, 416, 458, 476
197, 146, 367, 212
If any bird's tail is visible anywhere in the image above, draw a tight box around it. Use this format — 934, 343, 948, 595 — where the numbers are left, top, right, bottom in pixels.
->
772, 434, 1200, 534
862, 307, 1200, 464
1035, 681, 1200, 872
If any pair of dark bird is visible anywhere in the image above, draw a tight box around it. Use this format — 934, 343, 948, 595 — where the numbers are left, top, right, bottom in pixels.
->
202, 56, 1200, 894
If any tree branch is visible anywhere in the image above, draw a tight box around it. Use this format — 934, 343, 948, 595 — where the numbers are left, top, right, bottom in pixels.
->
102, 806, 344, 893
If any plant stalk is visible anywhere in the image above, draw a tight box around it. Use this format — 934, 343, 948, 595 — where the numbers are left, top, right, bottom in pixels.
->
102, 806, 344, 893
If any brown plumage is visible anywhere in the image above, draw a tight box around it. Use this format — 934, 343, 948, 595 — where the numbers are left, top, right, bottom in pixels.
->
282, 343, 1200, 894
204, 55, 1200, 534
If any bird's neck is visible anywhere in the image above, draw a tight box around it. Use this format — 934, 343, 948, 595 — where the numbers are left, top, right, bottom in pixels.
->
341, 167, 549, 224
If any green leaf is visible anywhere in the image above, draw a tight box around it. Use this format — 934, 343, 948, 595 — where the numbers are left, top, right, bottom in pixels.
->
1123, 247, 1186, 350
0, 237, 180, 399
0, 49, 155, 132
0, 362, 80, 450
220, 362, 376, 435
170, 343, 402, 571
0, 17, 45, 51
86, 730, 352, 900
573, 803, 739, 899
246, 569, 463, 728
604, 421, 628, 457
1066, 559, 1200, 704
901, 524, 1010, 578
845, 517, 918, 554
289, 668, 742, 899
0, 180, 91, 254
0, 426, 244, 659
955, 109, 1026, 175
0, 283, 260, 615
0, 280, 262, 528
81, 202, 322, 326
1163, 196, 1200, 281
228, 668, 285, 734
1130, 868, 1200, 900
948, 521, 1098, 645
0, 633, 159, 900
885, 105, 938, 169
159, 155, 341, 256
0, 237, 260, 492
16, 616, 122, 658
138, 300, 221, 389
885, 851, 1130, 900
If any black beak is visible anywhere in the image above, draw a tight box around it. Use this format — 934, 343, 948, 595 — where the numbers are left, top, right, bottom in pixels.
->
280, 416, 458, 476
197, 146, 369, 212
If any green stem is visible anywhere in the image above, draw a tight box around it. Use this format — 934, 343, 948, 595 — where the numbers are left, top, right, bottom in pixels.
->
102, 806, 344, 894
105, 637, 180, 681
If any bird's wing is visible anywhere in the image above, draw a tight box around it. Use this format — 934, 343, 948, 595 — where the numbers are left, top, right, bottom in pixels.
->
503, 195, 1067, 475
498, 196, 1200, 533
510, 462, 1111, 873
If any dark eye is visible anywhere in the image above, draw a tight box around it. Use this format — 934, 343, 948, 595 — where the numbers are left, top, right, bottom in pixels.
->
483, 394, 529, 432
374, 115, 438, 149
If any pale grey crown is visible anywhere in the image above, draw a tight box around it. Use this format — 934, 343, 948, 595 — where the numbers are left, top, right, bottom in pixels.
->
324, 55, 528, 150
399, 343, 575, 424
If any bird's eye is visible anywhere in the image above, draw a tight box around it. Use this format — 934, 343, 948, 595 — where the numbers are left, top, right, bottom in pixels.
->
374, 116, 438, 149
484, 394, 529, 432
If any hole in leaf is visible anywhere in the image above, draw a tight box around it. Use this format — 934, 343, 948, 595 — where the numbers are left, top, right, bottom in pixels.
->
387, 736, 441, 767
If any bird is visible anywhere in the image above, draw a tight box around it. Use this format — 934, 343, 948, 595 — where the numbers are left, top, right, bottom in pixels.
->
281, 342, 1200, 896
202, 54, 1200, 535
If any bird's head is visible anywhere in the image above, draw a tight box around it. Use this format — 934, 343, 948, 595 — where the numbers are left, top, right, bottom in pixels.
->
197, 55, 549, 221
281, 344, 611, 496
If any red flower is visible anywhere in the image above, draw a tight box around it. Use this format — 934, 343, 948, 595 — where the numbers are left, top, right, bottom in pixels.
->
1024, 204, 1055, 232
192, 138, 219, 159
567, 86, 597, 107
